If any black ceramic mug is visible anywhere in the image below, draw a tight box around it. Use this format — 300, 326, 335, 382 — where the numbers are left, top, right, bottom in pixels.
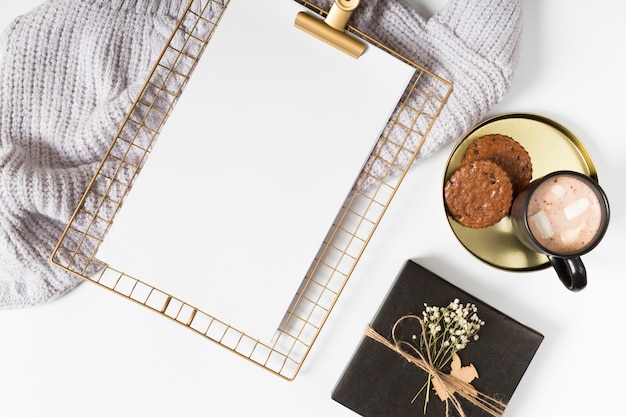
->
510, 171, 610, 291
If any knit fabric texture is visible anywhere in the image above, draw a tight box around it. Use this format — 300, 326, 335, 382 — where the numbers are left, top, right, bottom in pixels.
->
0, 0, 522, 309
0, 0, 184, 309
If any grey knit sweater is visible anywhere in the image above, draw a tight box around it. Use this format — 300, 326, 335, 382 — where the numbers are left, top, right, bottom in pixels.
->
0, 0, 522, 308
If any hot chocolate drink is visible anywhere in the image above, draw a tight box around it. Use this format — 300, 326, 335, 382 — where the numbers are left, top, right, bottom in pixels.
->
526, 174, 604, 255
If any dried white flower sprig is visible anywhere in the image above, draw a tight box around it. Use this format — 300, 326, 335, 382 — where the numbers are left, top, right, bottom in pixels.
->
411, 299, 485, 413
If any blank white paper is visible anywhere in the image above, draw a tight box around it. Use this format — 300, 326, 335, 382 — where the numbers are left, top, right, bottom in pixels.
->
97, 0, 415, 342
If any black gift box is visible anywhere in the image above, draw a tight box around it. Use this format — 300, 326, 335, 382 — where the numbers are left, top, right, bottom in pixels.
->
332, 260, 543, 417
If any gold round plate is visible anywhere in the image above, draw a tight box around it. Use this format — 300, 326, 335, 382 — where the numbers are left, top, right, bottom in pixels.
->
443, 113, 598, 271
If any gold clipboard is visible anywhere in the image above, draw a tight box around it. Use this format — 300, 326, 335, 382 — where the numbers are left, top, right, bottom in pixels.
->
50, 0, 451, 380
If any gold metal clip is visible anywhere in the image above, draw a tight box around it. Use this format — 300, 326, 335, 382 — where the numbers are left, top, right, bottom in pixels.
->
294, 0, 365, 59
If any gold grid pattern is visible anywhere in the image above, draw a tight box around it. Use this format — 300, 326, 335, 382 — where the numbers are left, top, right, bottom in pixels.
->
51, 0, 451, 380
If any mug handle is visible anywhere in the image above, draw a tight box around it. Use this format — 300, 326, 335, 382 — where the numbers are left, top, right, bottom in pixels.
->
548, 256, 587, 291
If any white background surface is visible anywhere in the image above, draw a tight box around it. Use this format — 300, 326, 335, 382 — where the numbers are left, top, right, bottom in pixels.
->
1, 1, 625, 417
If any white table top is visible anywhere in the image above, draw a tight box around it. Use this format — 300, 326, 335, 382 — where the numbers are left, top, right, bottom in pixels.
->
1, 1, 625, 416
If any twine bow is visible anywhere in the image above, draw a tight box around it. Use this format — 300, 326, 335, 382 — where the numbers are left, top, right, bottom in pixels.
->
365, 315, 507, 417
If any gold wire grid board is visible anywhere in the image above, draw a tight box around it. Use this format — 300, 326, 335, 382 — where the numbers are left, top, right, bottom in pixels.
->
51, 0, 451, 380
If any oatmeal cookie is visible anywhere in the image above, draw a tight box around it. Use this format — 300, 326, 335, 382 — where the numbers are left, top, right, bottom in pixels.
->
444, 160, 514, 228
462, 134, 532, 194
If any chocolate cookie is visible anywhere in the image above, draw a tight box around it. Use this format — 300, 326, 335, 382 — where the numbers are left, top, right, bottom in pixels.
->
462, 134, 532, 194
444, 160, 514, 228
